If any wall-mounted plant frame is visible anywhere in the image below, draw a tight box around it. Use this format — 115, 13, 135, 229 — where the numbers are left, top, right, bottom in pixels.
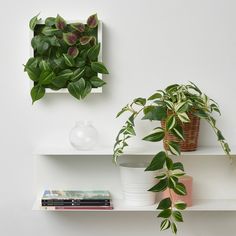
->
24, 14, 109, 103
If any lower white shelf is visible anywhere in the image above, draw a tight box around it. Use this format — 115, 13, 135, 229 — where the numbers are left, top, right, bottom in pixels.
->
33, 198, 236, 212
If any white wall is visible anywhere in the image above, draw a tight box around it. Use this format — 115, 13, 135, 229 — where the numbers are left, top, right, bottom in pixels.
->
0, 0, 236, 235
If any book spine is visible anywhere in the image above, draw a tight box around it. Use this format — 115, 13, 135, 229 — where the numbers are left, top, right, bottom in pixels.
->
42, 199, 111, 206
41, 206, 113, 210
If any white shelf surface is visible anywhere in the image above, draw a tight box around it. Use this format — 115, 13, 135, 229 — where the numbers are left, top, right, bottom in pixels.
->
34, 145, 236, 156
45, 87, 102, 94
33, 198, 236, 212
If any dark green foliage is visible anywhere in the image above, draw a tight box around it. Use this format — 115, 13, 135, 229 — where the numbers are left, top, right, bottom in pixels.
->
25, 13, 109, 103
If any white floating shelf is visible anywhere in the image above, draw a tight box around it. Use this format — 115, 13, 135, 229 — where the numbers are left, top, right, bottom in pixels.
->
33, 198, 236, 212
45, 87, 102, 94
34, 145, 236, 156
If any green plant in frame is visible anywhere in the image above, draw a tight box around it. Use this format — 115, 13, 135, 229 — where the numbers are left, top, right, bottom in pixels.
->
24, 13, 109, 104
113, 82, 231, 234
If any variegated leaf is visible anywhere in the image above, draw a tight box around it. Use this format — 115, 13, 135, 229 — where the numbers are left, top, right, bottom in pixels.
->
67, 47, 79, 58
79, 36, 93, 45
55, 14, 66, 30
71, 23, 85, 32
63, 32, 77, 45
177, 112, 190, 123
87, 13, 98, 28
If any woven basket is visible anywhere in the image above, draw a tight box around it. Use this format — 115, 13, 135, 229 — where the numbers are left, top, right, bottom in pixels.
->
161, 112, 200, 152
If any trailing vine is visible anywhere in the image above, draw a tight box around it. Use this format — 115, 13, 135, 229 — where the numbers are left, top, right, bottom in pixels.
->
113, 82, 231, 234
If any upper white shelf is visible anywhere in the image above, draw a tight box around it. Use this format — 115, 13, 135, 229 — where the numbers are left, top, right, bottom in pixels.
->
33, 145, 236, 156
33, 198, 236, 212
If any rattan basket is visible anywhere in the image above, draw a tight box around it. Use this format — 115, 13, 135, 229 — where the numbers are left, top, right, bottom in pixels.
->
161, 112, 200, 152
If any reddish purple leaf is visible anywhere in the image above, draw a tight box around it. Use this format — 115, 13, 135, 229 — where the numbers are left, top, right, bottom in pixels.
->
63, 32, 77, 45
80, 36, 93, 45
55, 14, 66, 30
87, 14, 98, 28
67, 47, 79, 58
71, 23, 85, 32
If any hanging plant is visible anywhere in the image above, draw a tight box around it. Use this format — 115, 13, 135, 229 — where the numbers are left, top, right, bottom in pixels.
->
24, 13, 109, 103
113, 82, 231, 234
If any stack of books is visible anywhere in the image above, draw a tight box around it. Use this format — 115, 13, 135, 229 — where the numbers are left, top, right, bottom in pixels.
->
40, 190, 113, 210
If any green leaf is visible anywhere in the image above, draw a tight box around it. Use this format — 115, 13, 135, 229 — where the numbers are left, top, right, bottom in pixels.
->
165, 84, 179, 93
148, 178, 168, 192
37, 41, 49, 55
71, 23, 85, 32
158, 209, 172, 218
45, 17, 56, 27
143, 127, 165, 142
67, 78, 86, 100
31, 85, 45, 104
55, 14, 66, 30
173, 183, 187, 196
157, 198, 172, 210
142, 106, 167, 121
210, 103, 221, 115
145, 151, 167, 171
167, 141, 180, 156
217, 130, 225, 141
124, 125, 136, 135
155, 173, 167, 180
85, 66, 97, 77
168, 176, 178, 189
51, 69, 73, 88
29, 13, 41, 30
175, 102, 188, 113
171, 222, 177, 234
166, 115, 176, 131
172, 211, 183, 222
80, 36, 93, 45
172, 162, 184, 171
63, 54, 75, 67
148, 91, 163, 100
175, 202, 187, 210
171, 125, 185, 141
133, 97, 146, 106
116, 104, 129, 118
42, 26, 58, 36
160, 219, 171, 231
194, 110, 208, 119
47, 36, 60, 46
81, 81, 92, 99
166, 157, 173, 170
71, 68, 85, 82
91, 62, 109, 74
90, 76, 106, 87
67, 47, 79, 58
25, 68, 40, 82
75, 58, 86, 68
39, 60, 50, 71
24, 58, 40, 81
24, 57, 38, 70
63, 33, 77, 45
177, 112, 190, 123
87, 13, 98, 28
39, 70, 55, 85
87, 43, 101, 61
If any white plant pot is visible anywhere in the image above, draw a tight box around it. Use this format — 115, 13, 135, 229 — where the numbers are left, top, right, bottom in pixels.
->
119, 163, 157, 206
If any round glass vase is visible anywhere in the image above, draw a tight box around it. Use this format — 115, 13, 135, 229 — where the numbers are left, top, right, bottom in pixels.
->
69, 121, 98, 150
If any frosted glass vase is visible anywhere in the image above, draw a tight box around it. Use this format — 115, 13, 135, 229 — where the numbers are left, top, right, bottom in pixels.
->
69, 121, 98, 150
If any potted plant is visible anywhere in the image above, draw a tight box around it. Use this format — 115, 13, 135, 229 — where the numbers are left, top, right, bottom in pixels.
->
113, 82, 231, 234
24, 13, 109, 104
